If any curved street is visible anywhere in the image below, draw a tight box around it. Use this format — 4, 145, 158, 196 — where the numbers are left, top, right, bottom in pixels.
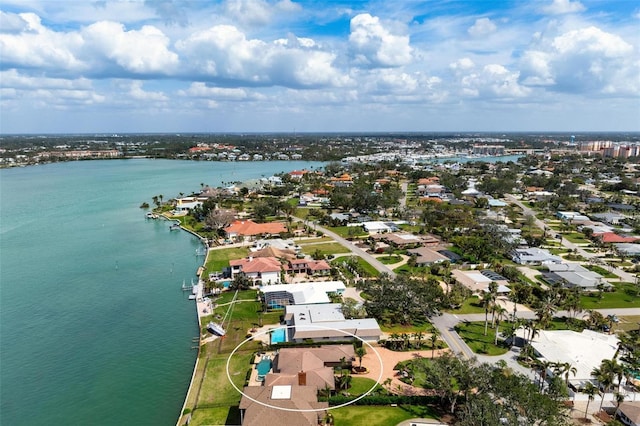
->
301, 218, 397, 279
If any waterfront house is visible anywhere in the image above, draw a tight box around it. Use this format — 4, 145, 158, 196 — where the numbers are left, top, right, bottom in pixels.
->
264, 345, 355, 391
224, 219, 287, 240
174, 197, 206, 212
260, 281, 346, 309
284, 303, 382, 343
229, 256, 282, 285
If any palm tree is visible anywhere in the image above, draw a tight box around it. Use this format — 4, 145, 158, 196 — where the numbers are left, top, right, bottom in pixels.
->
602, 358, 625, 393
535, 294, 557, 329
488, 281, 499, 327
583, 382, 599, 420
413, 331, 424, 349
494, 305, 508, 346
430, 329, 440, 358
562, 362, 577, 386
538, 360, 553, 391
354, 347, 366, 369
338, 372, 352, 391
400, 333, 411, 351
481, 291, 494, 336
592, 366, 614, 412
613, 391, 627, 419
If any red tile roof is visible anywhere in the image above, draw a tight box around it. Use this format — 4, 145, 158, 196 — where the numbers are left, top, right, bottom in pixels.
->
225, 220, 287, 236
229, 257, 282, 273
597, 232, 639, 243
308, 260, 331, 271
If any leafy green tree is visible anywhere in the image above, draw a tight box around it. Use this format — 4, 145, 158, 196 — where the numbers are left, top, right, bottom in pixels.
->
363, 274, 444, 326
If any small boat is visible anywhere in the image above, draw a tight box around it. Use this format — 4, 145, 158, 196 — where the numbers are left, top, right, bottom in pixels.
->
169, 223, 181, 231
206, 322, 226, 336
145, 212, 156, 219
188, 294, 196, 300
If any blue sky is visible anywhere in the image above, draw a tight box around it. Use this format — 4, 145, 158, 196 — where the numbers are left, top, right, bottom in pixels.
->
0, 0, 638, 134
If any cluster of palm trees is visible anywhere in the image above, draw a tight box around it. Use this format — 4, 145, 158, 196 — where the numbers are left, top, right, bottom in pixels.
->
531, 359, 577, 393
480, 282, 509, 345
588, 357, 628, 419
384, 330, 441, 356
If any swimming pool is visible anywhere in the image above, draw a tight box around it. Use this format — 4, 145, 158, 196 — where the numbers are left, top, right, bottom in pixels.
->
256, 357, 272, 381
270, 328, 286, 344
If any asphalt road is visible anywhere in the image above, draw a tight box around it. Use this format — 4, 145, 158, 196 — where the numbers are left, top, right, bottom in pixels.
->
299, 218, 397, 278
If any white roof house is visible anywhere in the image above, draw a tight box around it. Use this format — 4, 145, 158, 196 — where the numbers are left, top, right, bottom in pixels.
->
358, 221, 393, 233
284, 304, 382, 342
546, 263, 605, 289
516, 328, 619, 389
511, 248, 563, 265
557, 211, 590, 222
615, 243, 640, 256
260, 281, 346, 309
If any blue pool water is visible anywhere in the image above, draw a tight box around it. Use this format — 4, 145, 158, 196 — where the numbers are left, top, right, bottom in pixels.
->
256, 358, 272, 379
222, 281, 231, 289
271, 328, 287, 344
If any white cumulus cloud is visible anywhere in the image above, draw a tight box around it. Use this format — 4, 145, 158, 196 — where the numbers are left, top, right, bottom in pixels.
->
349, 13, 413, 68
520, 25, 637, 95
81, 21, 179, 74
176, 25, 349, 88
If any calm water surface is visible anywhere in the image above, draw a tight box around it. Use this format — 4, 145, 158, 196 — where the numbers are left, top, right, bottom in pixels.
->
0, 159, 322, 426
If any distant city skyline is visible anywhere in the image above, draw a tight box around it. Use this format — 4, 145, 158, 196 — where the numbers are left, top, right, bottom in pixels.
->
1, 0, 638, 134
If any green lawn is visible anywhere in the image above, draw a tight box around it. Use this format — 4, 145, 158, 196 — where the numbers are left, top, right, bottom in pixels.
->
354, 257, 380, 277
563, 232, 590, 244
197, 351, 254, 407
397, 224, 422, 233
297, 236, 333, 244
583, 264, 618, 278
204, 247, 249, 276
331, 405, 440, 426
346, 377, 381, 396
454, 321, 509, 355
393, 264, 429, 275
380, 321, 435, 334
301, 242, 352, 256
331, 256, 380, 278
188, 406, 240, 426
444, 296, 486, 314
580, 282, 640, 309
394, 357, 432, 388
377, 255, 403, 264
328, 225, 368, 238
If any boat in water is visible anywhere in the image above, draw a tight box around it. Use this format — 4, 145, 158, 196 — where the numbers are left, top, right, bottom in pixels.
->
169, 223, 181, 231
206, 322, 226, 336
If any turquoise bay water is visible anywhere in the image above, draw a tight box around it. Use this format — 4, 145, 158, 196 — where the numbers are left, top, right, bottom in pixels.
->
0, 159, 322, 426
